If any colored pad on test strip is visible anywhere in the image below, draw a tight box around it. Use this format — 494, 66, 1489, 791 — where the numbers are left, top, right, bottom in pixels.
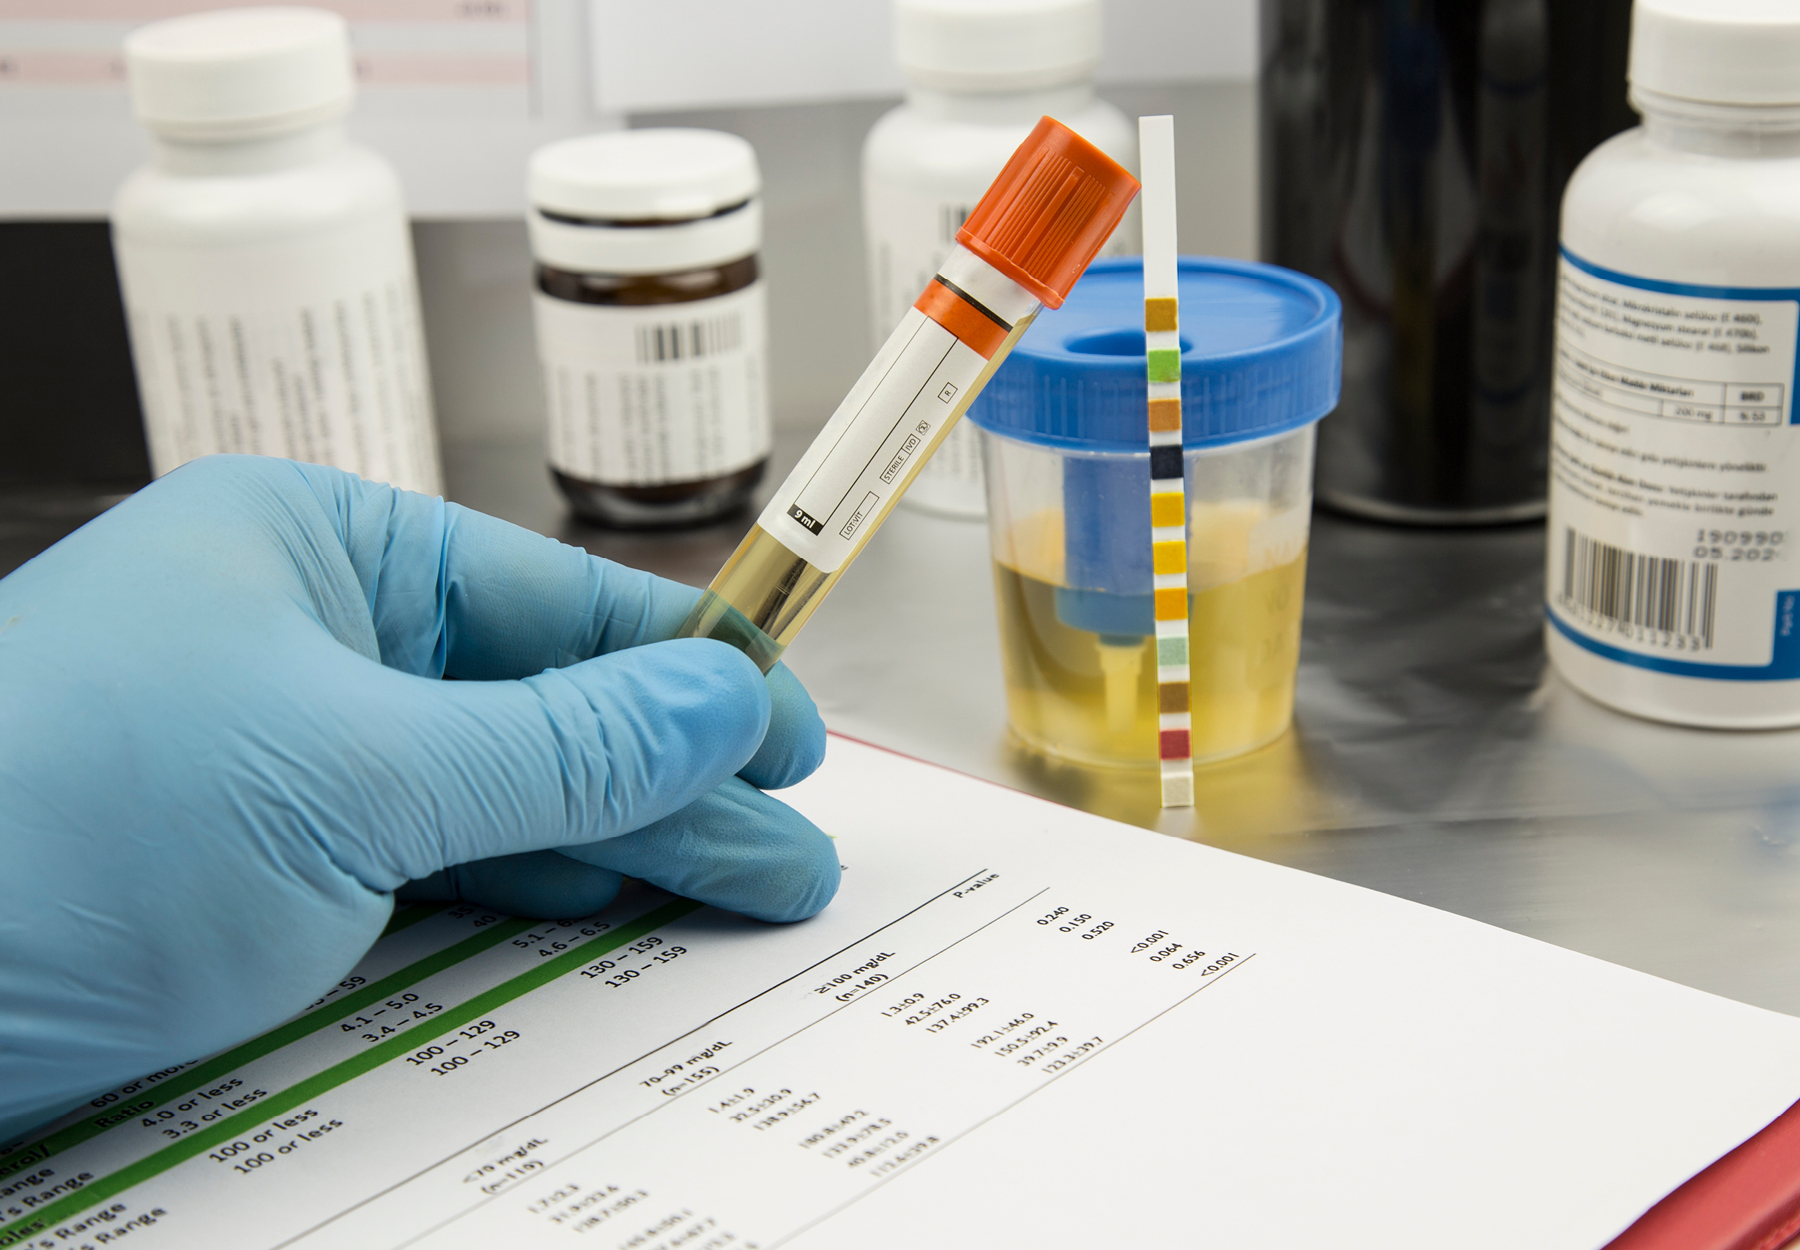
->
1139, 113, 1193, 809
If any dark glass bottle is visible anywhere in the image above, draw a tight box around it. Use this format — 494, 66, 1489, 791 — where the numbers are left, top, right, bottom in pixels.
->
1259, 0, 1635, 524
528, 130, 772, 530
537, 255, 766, 527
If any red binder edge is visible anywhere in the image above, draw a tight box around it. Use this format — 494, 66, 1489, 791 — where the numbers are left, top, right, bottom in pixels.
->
1610, 1100, 1800, 1250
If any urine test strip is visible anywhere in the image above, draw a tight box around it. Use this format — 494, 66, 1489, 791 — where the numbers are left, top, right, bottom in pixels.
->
1140, 114, 1193, 809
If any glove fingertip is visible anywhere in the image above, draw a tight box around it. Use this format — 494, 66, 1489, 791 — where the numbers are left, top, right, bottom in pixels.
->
739, 662, 827, 790
567, 780, 840, 923
534, 637, 772, 843
675, 636, 775, 769
668, 636, 772, 725
752, 838, 841, 923
724, 805, 840, 924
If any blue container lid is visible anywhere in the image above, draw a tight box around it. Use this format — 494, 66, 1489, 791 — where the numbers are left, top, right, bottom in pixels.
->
966, 255, 1341, 451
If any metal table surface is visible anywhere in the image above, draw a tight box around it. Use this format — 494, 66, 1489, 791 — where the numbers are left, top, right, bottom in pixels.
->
8, 430, 1795, 1018
444, 429, 1800, 1020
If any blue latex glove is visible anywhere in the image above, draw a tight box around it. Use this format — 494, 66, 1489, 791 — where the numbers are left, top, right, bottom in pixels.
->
0, 455, 838, 1142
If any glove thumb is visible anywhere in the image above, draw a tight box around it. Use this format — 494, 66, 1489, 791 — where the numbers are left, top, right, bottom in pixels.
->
305, 636, 773, 889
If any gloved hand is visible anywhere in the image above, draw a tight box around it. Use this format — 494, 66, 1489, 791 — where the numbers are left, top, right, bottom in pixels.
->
0, 455, 838, 1142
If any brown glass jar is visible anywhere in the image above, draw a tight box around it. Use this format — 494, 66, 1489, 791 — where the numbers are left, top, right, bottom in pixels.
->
528, 130, 772, 529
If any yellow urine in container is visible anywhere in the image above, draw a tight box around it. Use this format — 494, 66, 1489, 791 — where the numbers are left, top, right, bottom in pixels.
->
992, 502, 1307, 769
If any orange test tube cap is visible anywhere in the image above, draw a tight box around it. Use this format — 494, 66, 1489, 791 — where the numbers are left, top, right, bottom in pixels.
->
955, 116, 1141, 310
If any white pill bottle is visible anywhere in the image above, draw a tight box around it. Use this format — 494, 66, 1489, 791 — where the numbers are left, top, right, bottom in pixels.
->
1546, 0, 1800, 728
113, 7, 441, 495
862, 0, 1137, 519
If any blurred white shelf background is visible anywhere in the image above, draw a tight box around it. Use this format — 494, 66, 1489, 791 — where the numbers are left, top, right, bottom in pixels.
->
0, 0, 1253, 217
0, 0, 1259, 459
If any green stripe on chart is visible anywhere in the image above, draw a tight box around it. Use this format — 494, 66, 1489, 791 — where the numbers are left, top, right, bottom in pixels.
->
0, 897, 702, 1247
0, 914, 539, 1182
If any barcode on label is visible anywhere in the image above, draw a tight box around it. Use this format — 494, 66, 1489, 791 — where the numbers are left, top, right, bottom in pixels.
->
1562, 528, 1719, 648
634, 312, 743, 364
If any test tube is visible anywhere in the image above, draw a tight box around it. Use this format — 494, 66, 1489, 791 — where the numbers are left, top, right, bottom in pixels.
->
677, 117, 1140, 670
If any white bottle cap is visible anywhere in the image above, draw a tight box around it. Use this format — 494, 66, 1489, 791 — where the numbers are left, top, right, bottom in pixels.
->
530, 129, 759, 221
528, 129, 762, 275
895, 0, 1102, 94
125, 7, 353, 142
1630, 0, 1800, 107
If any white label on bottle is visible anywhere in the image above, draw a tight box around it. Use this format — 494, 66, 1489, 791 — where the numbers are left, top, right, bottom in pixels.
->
866, 183, 979, 346
118, 217, 440, 496
533, 281, 770, 487
864, 179, 1130, 515
760, 307, 988, 572
1547, 249, 1800, 679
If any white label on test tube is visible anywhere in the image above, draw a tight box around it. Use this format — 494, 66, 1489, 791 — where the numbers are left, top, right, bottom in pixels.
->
758, 246, 1038, 573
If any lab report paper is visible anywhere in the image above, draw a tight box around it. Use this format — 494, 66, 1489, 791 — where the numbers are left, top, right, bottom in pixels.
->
4, 737, 1799, 1250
